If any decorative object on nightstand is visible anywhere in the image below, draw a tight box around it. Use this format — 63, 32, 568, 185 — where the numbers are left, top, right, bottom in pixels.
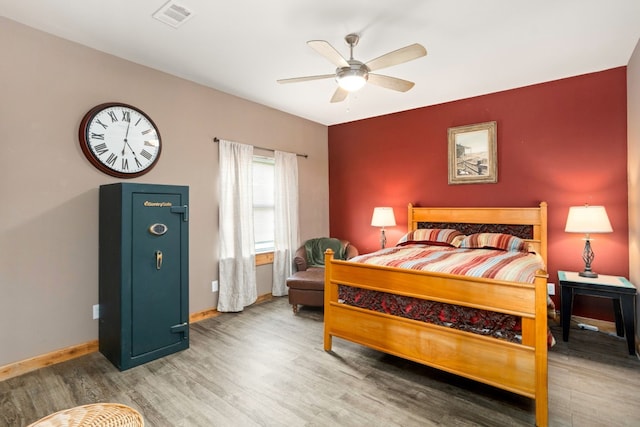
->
558, 270, 636, 355
371, 207, 396, 249
564, 204, 612, 278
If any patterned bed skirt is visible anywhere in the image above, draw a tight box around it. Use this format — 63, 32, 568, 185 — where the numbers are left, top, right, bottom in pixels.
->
338, 285, 556, 346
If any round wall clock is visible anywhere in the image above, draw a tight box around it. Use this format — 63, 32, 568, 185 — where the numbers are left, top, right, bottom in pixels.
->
79, 103, 162, 178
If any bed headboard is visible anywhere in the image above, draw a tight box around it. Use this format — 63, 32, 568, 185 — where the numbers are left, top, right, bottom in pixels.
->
407, 202, 548, 266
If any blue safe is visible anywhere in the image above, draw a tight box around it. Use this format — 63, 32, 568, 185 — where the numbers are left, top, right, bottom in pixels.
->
99, 183, 189, 370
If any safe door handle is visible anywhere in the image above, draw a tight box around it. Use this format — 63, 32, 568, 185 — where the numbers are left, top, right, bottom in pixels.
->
155, 250, 163, 270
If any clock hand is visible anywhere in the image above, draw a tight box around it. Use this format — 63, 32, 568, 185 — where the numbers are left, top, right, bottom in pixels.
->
123, 122, 141, 163
122, 120, 133, 155
123, 140, 135, 155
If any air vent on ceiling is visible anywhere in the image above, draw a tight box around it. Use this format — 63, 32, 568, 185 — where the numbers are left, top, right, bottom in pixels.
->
153, 0, 194, 28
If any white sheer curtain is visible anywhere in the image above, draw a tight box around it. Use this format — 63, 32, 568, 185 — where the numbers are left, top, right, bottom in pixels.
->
272, 150, 299, 296
217, 139, 257, 312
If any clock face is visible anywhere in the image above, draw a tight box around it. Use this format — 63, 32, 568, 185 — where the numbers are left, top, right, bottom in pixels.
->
79, 103, 162, 178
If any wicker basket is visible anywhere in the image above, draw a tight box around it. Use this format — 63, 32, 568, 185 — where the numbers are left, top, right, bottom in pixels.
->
27, 403, 144, 427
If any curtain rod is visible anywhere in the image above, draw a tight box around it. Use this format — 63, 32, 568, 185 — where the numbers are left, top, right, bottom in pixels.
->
213, 137, 308, 158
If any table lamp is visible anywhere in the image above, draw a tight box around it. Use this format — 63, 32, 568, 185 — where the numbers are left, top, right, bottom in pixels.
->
564, 205, 613, 278
371, 207, 396, 249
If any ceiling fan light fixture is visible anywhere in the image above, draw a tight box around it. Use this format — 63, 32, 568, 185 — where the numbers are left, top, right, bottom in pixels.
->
336, 67, 368, 92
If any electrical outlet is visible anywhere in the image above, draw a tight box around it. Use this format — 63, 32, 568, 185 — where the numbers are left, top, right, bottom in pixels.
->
211, 280, 219, 292
547, 283, 555, 296
92, 304, 100, 320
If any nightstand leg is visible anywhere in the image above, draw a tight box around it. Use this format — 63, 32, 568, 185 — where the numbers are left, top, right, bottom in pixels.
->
620, 295, 636, 355
612, 298, 624, 337
561, 285, 573, 342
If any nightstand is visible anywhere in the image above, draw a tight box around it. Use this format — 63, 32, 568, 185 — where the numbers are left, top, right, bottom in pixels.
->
558, 270, 637, 355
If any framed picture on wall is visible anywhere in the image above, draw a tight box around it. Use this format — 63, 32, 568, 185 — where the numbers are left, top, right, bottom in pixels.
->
448, 121, 497, 184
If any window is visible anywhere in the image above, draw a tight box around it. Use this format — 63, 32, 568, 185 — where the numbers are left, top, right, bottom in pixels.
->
253, 156, 275, 253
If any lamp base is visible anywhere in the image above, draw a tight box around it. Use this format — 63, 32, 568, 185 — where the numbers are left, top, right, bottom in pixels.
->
579, 238, 598, 278
579, 271, 598, 278
380, 229, 387, 249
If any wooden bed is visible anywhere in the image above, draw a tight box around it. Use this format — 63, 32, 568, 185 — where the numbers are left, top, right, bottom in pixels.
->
323, 202, 549, 427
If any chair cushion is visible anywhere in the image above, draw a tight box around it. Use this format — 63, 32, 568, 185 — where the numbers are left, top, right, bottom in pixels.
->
286, 268, 324, 291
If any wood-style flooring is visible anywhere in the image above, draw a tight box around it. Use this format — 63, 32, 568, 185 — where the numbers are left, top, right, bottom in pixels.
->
1, 297, 639, 426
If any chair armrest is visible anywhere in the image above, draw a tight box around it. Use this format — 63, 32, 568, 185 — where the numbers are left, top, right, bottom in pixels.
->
293, 246, 308, 271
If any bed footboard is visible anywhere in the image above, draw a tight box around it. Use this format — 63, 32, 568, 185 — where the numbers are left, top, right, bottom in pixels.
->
323, 249, 549, 427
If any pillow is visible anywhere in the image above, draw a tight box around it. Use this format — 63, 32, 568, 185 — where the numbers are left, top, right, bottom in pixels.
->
397, 228, 464, 247
458, 233, 529, 252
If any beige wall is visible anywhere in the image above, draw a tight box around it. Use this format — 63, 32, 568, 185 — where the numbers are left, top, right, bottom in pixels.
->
628, 38, 640, 332
0, 18, 329, 366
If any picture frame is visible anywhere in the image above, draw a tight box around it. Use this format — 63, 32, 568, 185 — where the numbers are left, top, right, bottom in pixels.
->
448, 121, 497, 184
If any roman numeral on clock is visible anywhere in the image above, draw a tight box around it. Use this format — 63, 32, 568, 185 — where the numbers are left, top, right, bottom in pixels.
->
121, 158, 129, 171
106, 153, 117, 166
140, 149, 153, 161
93, 143, 108, 156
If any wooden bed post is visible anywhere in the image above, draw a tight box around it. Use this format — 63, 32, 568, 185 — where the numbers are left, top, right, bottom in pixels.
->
535, 201, 549, 427
535, 271, 549, 427
539, 201, 548, 265
323, 249, 335, 351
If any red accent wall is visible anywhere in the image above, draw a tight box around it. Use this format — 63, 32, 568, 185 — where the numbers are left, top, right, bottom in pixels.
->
328, 67, 628, 320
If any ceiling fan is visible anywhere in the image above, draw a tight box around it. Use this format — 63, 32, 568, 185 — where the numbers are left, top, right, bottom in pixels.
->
277, 33, 427, 103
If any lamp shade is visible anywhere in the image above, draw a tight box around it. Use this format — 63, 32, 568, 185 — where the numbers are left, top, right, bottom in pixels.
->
565, 205, 613, 233
371, 207, 396, 227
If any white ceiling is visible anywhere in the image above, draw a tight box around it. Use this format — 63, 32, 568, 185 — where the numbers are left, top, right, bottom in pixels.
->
2, 0, 640, 126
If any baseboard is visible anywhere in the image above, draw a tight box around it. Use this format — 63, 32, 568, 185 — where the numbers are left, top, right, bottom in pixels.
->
189, 294, 273, 322
189, 308, 221, 323
255, 293, 274, 305
0, 340, 99, 382
0, 294, 278, 382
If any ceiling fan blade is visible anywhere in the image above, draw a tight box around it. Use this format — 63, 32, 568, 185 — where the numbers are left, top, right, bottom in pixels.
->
307, 40, 349, 68
365, 43, 427, 72
368, 74, 415, 92
330, 87, 349, 103
277, 74, 335, 84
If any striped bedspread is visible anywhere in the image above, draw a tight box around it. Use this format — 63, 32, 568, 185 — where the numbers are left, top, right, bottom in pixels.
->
349, 244, 545, 283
